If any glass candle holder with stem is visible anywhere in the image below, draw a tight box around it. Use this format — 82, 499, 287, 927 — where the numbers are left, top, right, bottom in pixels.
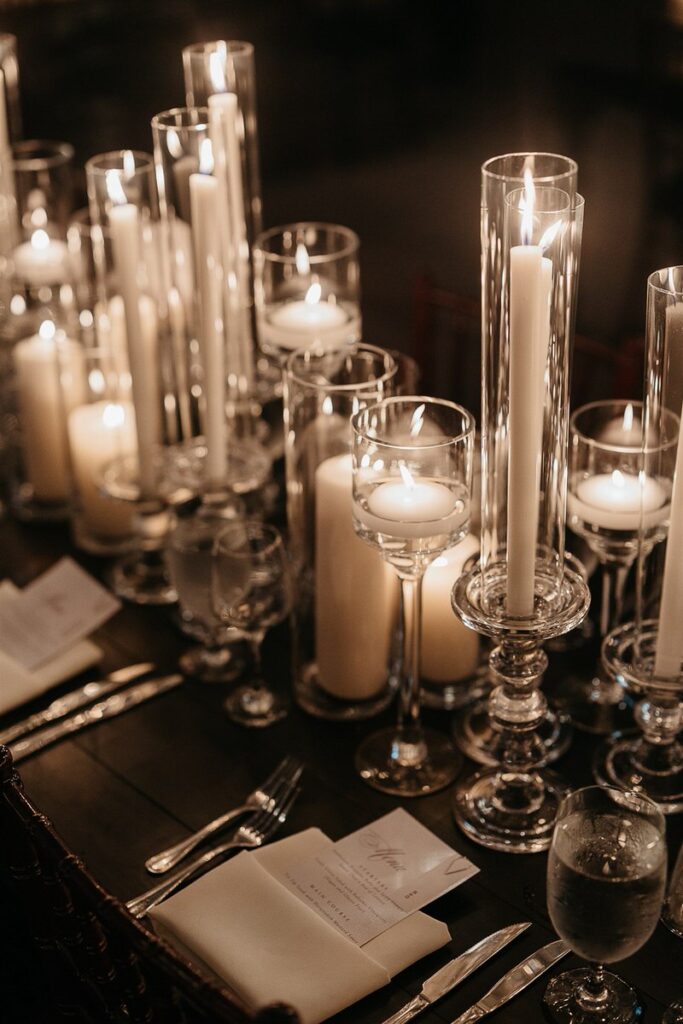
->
544, 785, 666, 1024
254, 222, 361, 365
165, 503, 246, 683
455, 153, 584, 768
85, 149, 175, 604
598, 266, 683, 813
451, 180, 590, 853
213, 521, 292, 728
351, 396, 475, 796
559, 400, 673, 734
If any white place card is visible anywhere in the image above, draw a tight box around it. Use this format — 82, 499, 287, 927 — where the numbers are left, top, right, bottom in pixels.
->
279, 808, 478, 946
0, 558, 120, 671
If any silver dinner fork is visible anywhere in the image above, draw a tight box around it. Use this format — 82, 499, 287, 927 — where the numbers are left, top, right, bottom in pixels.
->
145, 756, 304, 875
126, 776, 301, 919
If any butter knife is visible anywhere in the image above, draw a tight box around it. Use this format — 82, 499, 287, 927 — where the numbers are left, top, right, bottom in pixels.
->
450, 939, 570, 1024
381, 922, 531, 1024
9, 673, 183, 761
0, 662, 155, 746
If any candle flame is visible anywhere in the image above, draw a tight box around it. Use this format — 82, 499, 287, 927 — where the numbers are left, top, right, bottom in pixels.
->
305, 281, 322, 305
31, 228, 50, 251
612, 469, 625, 489
321, 396, 333, 416
520, 167, 535, 245
198, 137, 214, 175
102, 403, 125, 429
295, 243, 310, 276
539, 219, 562, 252
209, 46, 228, 93
39, 319, 56, 340
623, 403, 634, 433
105, 170, 127, 206
409, 403, 426, 437
123, 150, 136, 178
399, 462, 415, 489
166, 129, 183, 159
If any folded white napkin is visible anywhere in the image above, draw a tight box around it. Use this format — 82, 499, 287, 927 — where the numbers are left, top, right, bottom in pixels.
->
151, 828, 451, 1024
0, 580, 102, 717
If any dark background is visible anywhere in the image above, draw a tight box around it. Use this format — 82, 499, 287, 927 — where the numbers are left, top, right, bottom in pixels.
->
3, 0, 683, 403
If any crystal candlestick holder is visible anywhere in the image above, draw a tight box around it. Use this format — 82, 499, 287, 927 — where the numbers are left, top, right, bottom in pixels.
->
557, 400, 672, 733
454, 152, 584, 769
596, 266, 683, 813
352, 396, 475, 796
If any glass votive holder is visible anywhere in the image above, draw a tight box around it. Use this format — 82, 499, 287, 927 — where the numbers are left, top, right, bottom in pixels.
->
284, 343, 399, 719
254, 222, 361, 363
11, 140, 74, 291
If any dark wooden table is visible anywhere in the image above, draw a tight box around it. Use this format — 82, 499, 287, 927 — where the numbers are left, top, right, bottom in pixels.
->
1, 513, 681, 1024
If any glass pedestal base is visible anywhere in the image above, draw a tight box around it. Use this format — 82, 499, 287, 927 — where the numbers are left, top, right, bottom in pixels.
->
544, 967, 642, 1024
453, 698, 572, 766
452, 767, 568, 853
552, 671, 633, 736
295, 662, 398, 720
593, 731, 683, 814
224, 684, 288, 728
179, 645, 246, 684
356, 726, 462, 797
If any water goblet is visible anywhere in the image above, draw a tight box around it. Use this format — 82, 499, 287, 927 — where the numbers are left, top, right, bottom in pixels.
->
213, 521, 292, 727
544, 785, 666, 1024
351, 395, 474, 796
165, 505, 245, 682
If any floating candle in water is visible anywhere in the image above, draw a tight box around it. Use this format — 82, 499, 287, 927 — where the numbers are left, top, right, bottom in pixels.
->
568, 469, 668, 531
357, 463, 467, 539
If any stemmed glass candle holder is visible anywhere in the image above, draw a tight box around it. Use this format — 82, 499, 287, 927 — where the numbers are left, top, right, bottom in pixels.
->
213, 521, 292, 727
455, 153, 584, 768
544, 786, 666, 1024
86, 150, 174, 604
598, 267, 683, 813
351, 396, 474, 796
451, 177, 590, 852
151, 107, 271, 503
182, 41, 263, 401
560, 400, 671, 733
284, 344, 399, 720
254, 223, 361, 363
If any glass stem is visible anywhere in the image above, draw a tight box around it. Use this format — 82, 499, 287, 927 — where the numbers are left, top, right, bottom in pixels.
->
599, 560, 631, 638
578, 963, 610, 1009
248, 633, 265, 684
398, 573, 423, 740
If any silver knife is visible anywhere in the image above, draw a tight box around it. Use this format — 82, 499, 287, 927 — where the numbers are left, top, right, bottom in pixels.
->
381, 923, 531, 1024
450, 939, 570, 1024
9, 673, 183, 761
0, 662, 155, 746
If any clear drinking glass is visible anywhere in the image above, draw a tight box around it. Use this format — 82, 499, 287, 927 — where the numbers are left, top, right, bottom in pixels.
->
213, 521, 292, 727
165, 506, 245, 682
560, 400, 673, 733
545, 785, 666, 1024
351, 396, 474, 795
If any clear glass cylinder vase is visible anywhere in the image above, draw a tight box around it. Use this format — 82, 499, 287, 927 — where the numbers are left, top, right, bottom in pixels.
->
0, 33, 21, 294
284, 344, 399, 719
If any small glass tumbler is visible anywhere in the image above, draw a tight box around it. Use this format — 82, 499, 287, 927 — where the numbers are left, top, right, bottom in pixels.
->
254, 222, 361, 363
545, 785, 666, 1024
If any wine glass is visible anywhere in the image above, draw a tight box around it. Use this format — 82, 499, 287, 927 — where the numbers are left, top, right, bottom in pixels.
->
544, 785, 666, 1023
165, 505, 245, 682
351, 396, 474, 796
213, 521, 292, 727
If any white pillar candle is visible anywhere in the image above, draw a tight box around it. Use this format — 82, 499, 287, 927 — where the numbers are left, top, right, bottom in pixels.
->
189, 171, 227, 484
357, 467, 467, 539
68, 400, 137, 538
13, 327, 87, 501
568, 470, 669, 531
262, 289, 359, 352
655, 401, 683, 678
421, 533, 480, 682
12, 229, 70, 288
506, 243, 551, 616
108, 199, 160, 498
315, 453, 396, 700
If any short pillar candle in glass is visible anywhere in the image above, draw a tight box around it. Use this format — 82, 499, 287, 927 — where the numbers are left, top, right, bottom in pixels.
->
455, 152, 584, 769
351, 396, 474, 796
599, 266, 683, 813
254, 223, 361, 362
11, 140, 74, 290
559, 400, 672, 734
85, 150, 173, 604
451, 178, 590, 853
284, 344, 399, 720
